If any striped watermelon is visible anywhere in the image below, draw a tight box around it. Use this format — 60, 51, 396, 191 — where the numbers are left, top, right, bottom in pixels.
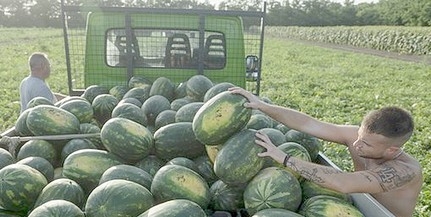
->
0, 164, 48, 213
28, 199, 85, 217
33, 178, 85, 209
101, 117, 153, 163
186, 75, 213, 102
62, 149, 123, 194
299, 195, 364, 217
16, 156, 54, 182
26, 105, 80, 136
138, 199, 207, 217
243, 167, 302, 215
192, 91, 251, 145
85, 179, 154, 217
252, 208, 304, 217
151, 164, 211, 208
214, 129, 265, 185
99, 164, 153, 191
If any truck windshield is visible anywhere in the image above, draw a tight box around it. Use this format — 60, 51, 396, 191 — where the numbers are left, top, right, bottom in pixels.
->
106, 29, 226, 69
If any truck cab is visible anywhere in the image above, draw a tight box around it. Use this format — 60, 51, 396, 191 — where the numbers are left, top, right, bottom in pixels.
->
61, 2, 265, 96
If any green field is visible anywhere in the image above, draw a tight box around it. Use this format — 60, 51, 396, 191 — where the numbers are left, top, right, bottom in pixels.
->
0, 28, 430, 216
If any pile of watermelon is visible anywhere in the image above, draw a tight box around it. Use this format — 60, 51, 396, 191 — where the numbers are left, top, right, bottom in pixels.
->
0, 75, 364, 217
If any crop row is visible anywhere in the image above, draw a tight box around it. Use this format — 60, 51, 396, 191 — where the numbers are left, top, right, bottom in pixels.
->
265, 26, 431, 55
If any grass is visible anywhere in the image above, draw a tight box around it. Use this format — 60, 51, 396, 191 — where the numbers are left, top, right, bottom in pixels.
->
0, 28, 430, 216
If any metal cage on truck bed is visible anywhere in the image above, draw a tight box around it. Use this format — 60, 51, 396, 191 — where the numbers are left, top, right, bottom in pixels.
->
60, 0, 265, 96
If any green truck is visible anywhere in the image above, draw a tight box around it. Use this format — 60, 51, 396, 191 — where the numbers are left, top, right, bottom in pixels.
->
62, 2, 264, 96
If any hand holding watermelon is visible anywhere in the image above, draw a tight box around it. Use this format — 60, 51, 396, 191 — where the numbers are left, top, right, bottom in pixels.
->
254, 131, 287, 165
228, 87, 263, 109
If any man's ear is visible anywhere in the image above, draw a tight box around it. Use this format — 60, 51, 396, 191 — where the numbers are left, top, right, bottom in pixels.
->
386, 146, 401, 155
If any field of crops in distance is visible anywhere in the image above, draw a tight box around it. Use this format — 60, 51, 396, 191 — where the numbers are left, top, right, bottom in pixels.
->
0, 28, 430, 216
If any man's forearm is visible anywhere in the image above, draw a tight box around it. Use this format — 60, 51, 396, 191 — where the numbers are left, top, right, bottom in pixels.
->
257, 103, 315, 132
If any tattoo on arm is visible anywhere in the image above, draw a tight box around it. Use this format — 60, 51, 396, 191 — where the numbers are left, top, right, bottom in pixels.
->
372, 164, 416, 192
285, 160, 341, 183
361, 172, 373, 182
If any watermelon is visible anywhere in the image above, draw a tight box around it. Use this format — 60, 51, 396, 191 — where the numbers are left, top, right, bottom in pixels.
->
272, 142, 311, 180
33, 178, 85, 209
205, 144, 223, 164
214, 129, 265, 185
16, 139, 57, 167
285, 129, 323, 162
60, 138, 97, 163
209, 180, 245, 212
203, 82, 235, 102
27, 96, 54, 109
138, 199, 207, 217
246, 113, 273, 130
92, 94, 119, 125
275, 123, 290, 134
154, 122, 205, 161
99, 164, 153, 190
85, 179, 154, 217
26, 105, 80, 136
258, 128, 286, 146
252, 208, 304, 217
151, 164, 211, 208
170, 97, 192, 111
154, 109, 177, 130
119, 97, 143, 107
62, 149, 123, 194
14, 108, 33, 136
112, 102, 148, 126
0, 164, 47, 212
109, 85, 129, 100
175, 102, 204, 122
166, 157, 200, 174
123, 86, 151, 104
193, 155, 218, 185
243, 167, 302, 215
299, 195, 364, 217
186, 75, 214, 101
101, 117, 153, 163
0, 148, 14, 169
135, 155, 166, 177
150, 77, 176, 101
56, 96, 89, 106
59, 99, 94, 123
141, 95, 171, 126
28, 199, 85, 217
128, 75, 152, 88
81, 85, 109, 103
301, 179, 350, 202
0, 208, 22, 217
192, 91, 251, 145
175, 81, 188, 99
79, 123, 103, 149
16, 156, 54, 182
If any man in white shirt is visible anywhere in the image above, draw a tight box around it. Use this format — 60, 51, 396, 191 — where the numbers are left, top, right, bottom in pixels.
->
19, 52, 66, 113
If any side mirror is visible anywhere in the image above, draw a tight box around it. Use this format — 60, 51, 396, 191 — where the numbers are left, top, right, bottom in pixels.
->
245, 55, 259, 81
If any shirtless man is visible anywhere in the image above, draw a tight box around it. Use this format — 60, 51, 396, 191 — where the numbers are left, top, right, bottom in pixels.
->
229, 87, 423, 217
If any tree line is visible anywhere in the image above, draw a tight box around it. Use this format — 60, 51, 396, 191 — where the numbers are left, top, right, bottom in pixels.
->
0, 0, 430, 27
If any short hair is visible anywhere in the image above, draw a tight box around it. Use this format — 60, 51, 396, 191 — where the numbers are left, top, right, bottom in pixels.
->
362, 106, 414, 141
29, 52, 49, 71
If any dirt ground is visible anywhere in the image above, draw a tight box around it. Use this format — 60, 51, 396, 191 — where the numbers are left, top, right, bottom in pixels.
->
291, 39, 431, 65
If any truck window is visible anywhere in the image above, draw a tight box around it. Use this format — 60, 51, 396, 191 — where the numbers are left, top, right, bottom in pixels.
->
106, 29, 226, 69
